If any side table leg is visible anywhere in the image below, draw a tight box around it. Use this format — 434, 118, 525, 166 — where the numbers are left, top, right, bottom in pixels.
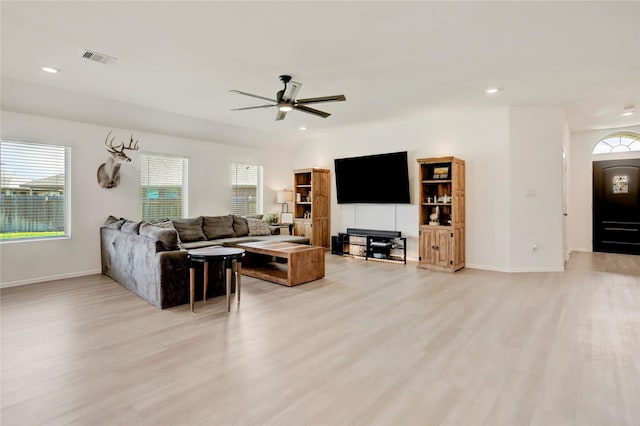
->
237, 260, 242, 303
203, 261, 209, 302
226, 262, 232, 312
189, 266, 195, 313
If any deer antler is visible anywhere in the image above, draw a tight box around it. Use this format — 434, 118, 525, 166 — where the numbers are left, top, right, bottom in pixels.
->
104, 132, 139, 154
104, 131, 124, 154
123, 134, 140, 151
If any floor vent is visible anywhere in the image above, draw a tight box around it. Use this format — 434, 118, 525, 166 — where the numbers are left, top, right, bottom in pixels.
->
80, 49, 117, 64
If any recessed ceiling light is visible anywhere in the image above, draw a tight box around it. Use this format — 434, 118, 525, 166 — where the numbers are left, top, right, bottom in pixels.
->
42, 67, 59, 73
485, 87, 500, 94
299, 126, 307, 131
621, 107, 635, 116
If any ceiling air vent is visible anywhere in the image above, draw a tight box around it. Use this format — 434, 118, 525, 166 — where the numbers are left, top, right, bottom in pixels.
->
80, 49, 117, 64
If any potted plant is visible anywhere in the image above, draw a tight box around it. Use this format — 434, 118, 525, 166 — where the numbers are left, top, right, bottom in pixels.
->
264, 212, 279, 225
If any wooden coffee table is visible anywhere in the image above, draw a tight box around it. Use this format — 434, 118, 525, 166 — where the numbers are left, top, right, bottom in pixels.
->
236, 241, 325, 286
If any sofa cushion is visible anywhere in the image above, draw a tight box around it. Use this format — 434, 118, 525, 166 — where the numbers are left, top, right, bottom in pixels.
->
180, 240, 223, 250
139, 222, 180, 251
104, 215, 125, 230
172, 217, 207, 242
232, 215, 249, 237
121, 220, 142, 234
153, 220, 182, 244
247, 218, 272, 236
202, 215, 235, 240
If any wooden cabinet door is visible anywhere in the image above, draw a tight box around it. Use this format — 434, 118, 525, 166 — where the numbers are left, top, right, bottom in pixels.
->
434, 230, 452, 269
294, 220, 312, 239
313, 218, 329, 248
453, 227, 465, 269
419, 228, 435, 265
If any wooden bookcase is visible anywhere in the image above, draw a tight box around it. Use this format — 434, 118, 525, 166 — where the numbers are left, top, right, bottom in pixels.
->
417, 156, 465, 272
293, 168, 330, 248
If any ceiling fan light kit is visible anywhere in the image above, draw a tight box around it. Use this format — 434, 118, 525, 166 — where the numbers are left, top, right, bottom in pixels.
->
230, 74, 346, 121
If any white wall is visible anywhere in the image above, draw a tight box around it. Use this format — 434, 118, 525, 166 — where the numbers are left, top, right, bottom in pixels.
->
0, 110, 291, 286
508, 107, 567, 271
293, 107, 513, 270
568, 125, 640, 252
1, 103, 585, 285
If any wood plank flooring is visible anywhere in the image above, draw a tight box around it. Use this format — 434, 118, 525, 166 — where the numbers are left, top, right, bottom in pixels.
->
1, 252, 639, 425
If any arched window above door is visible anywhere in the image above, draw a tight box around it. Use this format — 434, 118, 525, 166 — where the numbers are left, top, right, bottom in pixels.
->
592, 132, 640, 154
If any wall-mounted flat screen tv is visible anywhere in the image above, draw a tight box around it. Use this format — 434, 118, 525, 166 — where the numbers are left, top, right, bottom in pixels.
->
334, 151, 410, 204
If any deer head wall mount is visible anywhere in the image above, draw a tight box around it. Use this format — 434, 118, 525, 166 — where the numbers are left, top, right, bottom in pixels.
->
97, 131, 140, 188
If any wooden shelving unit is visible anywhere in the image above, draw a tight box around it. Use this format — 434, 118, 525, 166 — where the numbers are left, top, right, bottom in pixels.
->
417, 156, 465, 272
293, 168, 330, 248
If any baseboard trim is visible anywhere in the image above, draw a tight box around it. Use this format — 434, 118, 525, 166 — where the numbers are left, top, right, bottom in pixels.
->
466, 264, 565, 273
1, 269, 102, 288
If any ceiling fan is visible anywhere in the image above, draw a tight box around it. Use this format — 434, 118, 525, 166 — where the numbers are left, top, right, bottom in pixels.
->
230, 75, 346, 121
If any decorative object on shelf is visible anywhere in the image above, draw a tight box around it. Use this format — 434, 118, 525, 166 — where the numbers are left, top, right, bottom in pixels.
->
429, 206, 440, 225
296, 193, 302, 202
432, 166, 449, 179
277, 189, 293, 212
305, 194, 311, 202
97, 131, 140, 189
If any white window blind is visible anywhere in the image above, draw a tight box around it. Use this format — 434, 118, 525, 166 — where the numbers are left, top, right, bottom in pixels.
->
231, 162, 262, 216
0, 140, 70, 241
140, 154, 187, 222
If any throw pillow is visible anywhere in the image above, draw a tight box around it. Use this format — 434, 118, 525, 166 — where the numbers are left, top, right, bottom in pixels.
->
121, 220, 142, 234
139, 222, 180, 251
247, 218, 272, 236
202, 215, 235, 240
153, 220, 182, 244
104, 215, 125, 230
232, 215, 249, 237
171, 217, 207, 242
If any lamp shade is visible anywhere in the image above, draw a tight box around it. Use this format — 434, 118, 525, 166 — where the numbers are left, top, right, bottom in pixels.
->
277, 190, 293, 204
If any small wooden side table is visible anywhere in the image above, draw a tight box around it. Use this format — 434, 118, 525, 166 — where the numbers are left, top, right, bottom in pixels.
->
269, 223, 295, 235
187, 247, 245, 313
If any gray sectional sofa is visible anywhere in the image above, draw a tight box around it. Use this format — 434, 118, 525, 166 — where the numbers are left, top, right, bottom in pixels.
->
100, 214, 309, 309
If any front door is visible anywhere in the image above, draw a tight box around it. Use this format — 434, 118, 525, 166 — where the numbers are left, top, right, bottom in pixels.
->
593, 159, 640, 254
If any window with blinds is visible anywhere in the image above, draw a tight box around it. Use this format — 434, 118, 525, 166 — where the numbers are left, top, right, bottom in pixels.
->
0, 140, 70, 241
231, 162, 262, 216
140, 154, 187, 222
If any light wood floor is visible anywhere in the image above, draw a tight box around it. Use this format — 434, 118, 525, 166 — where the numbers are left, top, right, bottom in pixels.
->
1, 252, 639, 426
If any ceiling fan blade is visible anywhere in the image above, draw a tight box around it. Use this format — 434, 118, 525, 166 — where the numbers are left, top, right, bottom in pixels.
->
294, 104, 331, 118
295, 94, 346, 105
230, 104, 276, 111
229, 90, 277, 103
275, 110, 288, 121
283, 80, 302, 102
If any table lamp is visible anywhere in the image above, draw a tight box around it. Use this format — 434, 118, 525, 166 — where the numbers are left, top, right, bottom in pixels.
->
277, 190, 293, 213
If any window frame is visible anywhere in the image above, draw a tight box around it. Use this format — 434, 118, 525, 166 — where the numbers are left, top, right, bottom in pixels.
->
592, 132, 640, 155
0, 139, 71, 243
231, 162, 263, 216
140, 152, 188, 222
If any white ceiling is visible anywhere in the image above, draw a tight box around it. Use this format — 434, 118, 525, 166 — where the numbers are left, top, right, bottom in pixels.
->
2, 1, 639, 147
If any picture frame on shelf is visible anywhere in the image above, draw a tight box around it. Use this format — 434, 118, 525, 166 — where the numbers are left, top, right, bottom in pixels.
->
432, 166, 450, 179
280, 212, 294, 224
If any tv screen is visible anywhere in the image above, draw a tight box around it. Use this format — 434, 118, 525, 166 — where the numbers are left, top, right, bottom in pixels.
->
334, 151, 410, 204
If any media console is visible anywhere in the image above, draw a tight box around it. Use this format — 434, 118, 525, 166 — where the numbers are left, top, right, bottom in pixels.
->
331, 228, 407, 264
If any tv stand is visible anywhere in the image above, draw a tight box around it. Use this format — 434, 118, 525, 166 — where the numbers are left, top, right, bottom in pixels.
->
331, 228, 406, 264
